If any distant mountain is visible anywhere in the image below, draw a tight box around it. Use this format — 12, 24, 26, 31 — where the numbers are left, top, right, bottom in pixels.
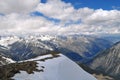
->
0, 35, 112, 63
98, 34, 120, 43
90, 41, 120, 80
55, 35, 112, 63
0, 35, 53, 61
0, 53, 97, 80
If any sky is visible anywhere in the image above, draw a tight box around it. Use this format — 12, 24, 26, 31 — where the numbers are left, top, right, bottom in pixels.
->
0, 0, 120, 35
63, 0, 120, 10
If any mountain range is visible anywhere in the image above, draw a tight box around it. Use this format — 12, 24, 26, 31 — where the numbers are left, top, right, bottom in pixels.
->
0, 34, 112, 63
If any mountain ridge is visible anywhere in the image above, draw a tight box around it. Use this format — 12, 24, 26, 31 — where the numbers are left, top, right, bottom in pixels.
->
90, 41, 120, 80
0, 53, 97, 80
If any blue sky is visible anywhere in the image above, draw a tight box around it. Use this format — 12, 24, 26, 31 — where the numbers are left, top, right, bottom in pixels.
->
41, 0, 120, 10
62, 0, 120, 10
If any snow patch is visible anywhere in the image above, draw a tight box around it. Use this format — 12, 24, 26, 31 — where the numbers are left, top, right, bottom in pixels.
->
12, 54, 96, 80
2, 56, 15, 63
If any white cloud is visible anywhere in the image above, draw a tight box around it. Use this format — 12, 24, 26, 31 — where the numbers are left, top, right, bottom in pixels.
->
83, 9, 120, 24
0, 0, 40, 14
36, 0, 81, 22
112, 6, 120, 10
0, 13, 61, 34
0, 0, 120, 35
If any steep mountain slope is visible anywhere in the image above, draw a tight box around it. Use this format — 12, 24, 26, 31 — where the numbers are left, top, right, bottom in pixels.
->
90, 41, 120, 80
9, 41, 52, 61
0, 53, 97, 80
78, 63, 115, 80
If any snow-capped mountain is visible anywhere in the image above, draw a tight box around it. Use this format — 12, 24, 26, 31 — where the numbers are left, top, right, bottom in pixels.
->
0, 35, 54, 50
90, 41, 120, 80
0, 53, 97, 80
0, 35, 54, 61
0, 36, 20, 48
0, 34, 112, 62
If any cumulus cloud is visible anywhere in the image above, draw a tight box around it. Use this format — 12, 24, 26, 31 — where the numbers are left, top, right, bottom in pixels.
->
36, 0, 94, 23
0, 0, 120, 35
36, 0, 76, 21
0, 0, 39, 14
35, 0, 120, 34
0, 13, 61, 33
83, 9, 120, 24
